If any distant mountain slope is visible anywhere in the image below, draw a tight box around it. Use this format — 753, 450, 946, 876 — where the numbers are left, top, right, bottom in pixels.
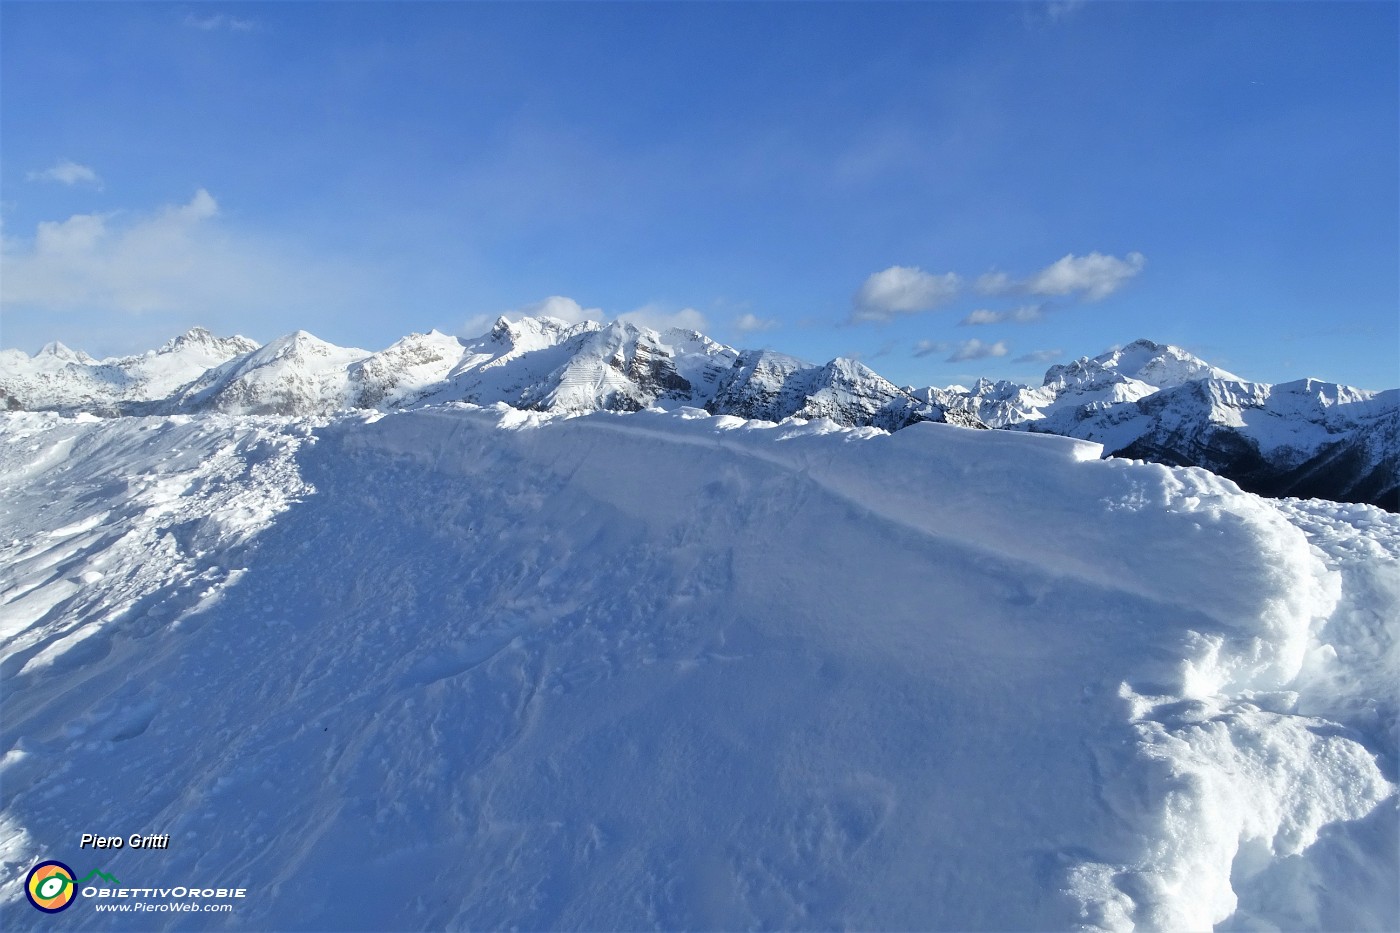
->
1112, 378, 1400, 506
0, 328, 258, 414
944, 340, 1398, 510
710, 350, 983, 431
167, 330, 372, 416
414, 316, 740, 414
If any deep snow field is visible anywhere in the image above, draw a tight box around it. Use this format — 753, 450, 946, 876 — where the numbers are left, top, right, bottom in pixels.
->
0, 405, 1396, 931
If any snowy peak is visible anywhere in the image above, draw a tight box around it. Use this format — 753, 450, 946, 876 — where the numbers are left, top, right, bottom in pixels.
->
157, 326, 260, 358
418, 316, 733, 415
246, 329, 352, 364
533, 319, 738, 414
798, 357, 905, 422
709, 349, 824, 423
0, 328, 258, 412
36, 340, 96, 365
1270, 377, 1396, 415
130, 328, 262, 400
916, 339, 1397, 509
488, 314, 600, 353
349, 330, 468, 409
710, 350, 981, 431
1044, 338, 1240, 392
170, 330, 371, 416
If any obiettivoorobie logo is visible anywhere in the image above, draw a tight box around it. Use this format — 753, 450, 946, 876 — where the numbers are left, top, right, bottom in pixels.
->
24, 862, 120, 913
25, 861, 71, 913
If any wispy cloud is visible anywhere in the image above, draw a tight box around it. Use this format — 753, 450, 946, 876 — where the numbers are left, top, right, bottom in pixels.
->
522, 296, 601, 325
184, 12, 259, 32
851, 265, 961, 323
975, 271, 1014, 295
619, 304, 708, 333
465, 297, 708, 336
1047, 0, 1088, 23
947, 339, 1009, 362
733, 312, 779, 334
1, 189, 356, 318
960, 304, 1044, 326
462, 295, 602, 337
912, 339, 950, 359
27, 159, 102, 188
1014, 348, 1063, 364
1024, 0, 1088, 29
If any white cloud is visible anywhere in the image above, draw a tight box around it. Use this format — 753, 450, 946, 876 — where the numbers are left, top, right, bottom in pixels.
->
912, 339, 950, 359
520, 295, 602, 325
733, 312, 779, 334
470, 298, 708, 336
27, 159, 102, 188
184, 13, 258, 32
1014, 348, 1063, 364
973, 252, 1145, 302
852, 265, 961, 322
947, 339, 1009, 362
1, 189, 355, 318
619, 304, 709, 333
462, 295, 604, 337
459, 314, 496, 337
975, 271, 1014, 295
960, 304, 1044, 326
1025, 251, 1145, 300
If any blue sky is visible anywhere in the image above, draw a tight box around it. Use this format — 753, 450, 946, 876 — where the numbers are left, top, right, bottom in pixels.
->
2, 1, 1396, 389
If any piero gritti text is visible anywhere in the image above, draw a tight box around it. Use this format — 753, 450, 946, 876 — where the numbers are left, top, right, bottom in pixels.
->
81, 833, 171, 850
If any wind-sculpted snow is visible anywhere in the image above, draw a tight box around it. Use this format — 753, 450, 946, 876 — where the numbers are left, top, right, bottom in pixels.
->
0, 407, 1395, 930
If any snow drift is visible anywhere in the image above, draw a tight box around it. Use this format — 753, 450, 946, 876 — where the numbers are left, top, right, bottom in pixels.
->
0, 404, 1395, 930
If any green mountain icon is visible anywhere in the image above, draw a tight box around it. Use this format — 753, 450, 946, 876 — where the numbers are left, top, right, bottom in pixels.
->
76, 868, 121, 886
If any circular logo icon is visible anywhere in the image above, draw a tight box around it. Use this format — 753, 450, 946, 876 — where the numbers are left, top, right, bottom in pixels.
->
25, 861, 77, 913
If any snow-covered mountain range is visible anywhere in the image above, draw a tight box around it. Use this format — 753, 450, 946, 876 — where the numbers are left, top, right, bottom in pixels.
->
0, 316, 984, 429
0, 328, 259, 416
2, 322, 1394, 509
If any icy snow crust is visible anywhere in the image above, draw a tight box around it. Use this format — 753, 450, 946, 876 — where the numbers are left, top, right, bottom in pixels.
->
0, 407, 1395, 930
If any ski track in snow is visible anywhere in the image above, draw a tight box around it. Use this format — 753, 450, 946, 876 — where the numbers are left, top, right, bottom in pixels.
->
0, 406, 1395, 931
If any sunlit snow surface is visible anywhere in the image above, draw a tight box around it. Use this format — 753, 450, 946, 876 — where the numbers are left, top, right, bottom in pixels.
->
0, 407, 1395, 931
